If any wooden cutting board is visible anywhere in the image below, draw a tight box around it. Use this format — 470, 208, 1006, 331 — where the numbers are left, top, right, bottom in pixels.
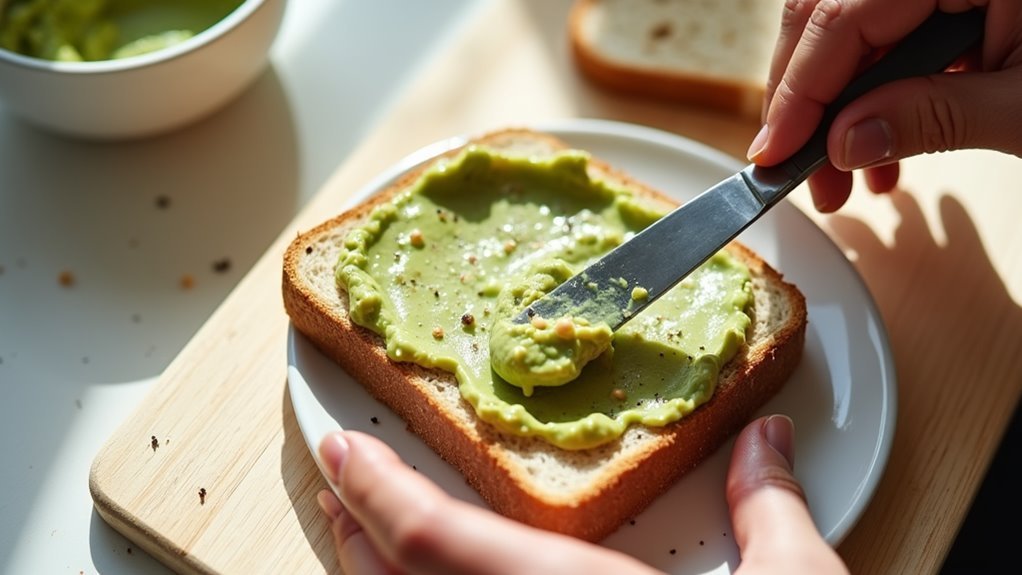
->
90, 1, 1022, 574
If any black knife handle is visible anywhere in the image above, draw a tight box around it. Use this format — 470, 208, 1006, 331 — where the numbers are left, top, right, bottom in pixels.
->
744, 8, 986, 205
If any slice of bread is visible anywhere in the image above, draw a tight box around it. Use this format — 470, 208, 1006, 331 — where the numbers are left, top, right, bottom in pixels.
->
569, 0, 784, 117
282, 128, 806, 542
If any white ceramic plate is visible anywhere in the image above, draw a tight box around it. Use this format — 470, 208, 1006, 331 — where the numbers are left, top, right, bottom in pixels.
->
286, 119, 896, 574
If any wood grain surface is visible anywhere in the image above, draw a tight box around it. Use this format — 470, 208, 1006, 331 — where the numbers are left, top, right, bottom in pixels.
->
90, 1, 1022, 573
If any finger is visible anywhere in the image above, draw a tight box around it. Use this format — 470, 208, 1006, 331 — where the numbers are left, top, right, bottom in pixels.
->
317, 489, 397, 575
807, 163, 853, 212
974, 0, 1022, 70
320, 432, 656, 575
827, 69, 1022, 171
727, 416, 848, 574
320, 431, 474, 574
763, 0, 820, 122
863, 163, 900, 194
751, 0, 986, 165
805, 159, 901, 208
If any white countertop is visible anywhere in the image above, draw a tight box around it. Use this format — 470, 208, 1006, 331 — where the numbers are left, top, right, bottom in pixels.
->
0, 1, 484, 572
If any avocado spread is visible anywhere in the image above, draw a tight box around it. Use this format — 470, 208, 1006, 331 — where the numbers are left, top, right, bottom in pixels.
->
337, 147, 753, 450
0, 0, 243, 62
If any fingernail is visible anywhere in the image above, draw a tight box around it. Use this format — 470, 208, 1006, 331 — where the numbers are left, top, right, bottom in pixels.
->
762, 415, 795, 469
317, 489, 343, 520
746, 124, 769, 161
841, 118, 893, 170
319, 432, 349, 485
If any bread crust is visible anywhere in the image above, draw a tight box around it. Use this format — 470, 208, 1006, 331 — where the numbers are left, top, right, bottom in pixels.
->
568, 0, 769, 118
282, 128, 806, 541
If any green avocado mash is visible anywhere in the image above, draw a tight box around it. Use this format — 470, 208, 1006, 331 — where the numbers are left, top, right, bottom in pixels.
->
0, 0, 243, 62
488, 261, 614, 396
337, 147, 753, 450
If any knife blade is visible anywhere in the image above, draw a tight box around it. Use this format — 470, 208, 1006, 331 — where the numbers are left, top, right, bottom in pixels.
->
517, 8, 985, 331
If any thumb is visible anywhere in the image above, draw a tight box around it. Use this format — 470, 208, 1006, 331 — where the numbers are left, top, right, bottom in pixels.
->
829, 69, 1022, 171
726, 415, 847, 575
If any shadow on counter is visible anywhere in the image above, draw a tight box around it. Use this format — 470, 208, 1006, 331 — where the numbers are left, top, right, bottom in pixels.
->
817, 191, 1022, 572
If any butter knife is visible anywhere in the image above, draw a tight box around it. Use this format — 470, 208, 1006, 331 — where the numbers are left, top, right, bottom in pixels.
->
518, 9, 985, 330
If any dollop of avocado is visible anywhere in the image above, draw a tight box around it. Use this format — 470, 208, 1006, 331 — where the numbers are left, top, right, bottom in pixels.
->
488, 260, 613, 395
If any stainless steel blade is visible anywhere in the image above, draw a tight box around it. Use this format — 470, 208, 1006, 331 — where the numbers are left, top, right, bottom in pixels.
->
517, 166, 783, 330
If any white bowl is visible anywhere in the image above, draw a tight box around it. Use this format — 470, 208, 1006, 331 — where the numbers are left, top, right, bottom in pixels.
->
0, 0, 287, 140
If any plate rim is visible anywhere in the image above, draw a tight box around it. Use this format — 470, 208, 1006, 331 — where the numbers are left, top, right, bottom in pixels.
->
286, 117, 898, 555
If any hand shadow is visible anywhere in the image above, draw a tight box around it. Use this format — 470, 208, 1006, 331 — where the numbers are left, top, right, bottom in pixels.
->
824, 191, 1022, 567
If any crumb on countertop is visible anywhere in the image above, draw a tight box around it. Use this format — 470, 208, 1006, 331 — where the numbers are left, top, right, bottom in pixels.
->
212, 258, 231, 273
199, 487, 206, 505
180, 274, 195, 290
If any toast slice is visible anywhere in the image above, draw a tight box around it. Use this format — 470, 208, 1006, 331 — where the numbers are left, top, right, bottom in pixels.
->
282, 128, 806, 542
569, 0, 784, 117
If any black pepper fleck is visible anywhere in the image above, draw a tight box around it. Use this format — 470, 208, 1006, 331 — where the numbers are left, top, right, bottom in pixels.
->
669, 548, 676, 555
461, 313, 475, 326
212, 258, 232, 273
199, 488, 207, 505
151, 436, 159, 451
629, 519, 636, 526
155, 195, 171, 209
526, 308, 535, 317
370, 416, 380, 425
699, 540, 704, 546
305, 245, 313, 255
